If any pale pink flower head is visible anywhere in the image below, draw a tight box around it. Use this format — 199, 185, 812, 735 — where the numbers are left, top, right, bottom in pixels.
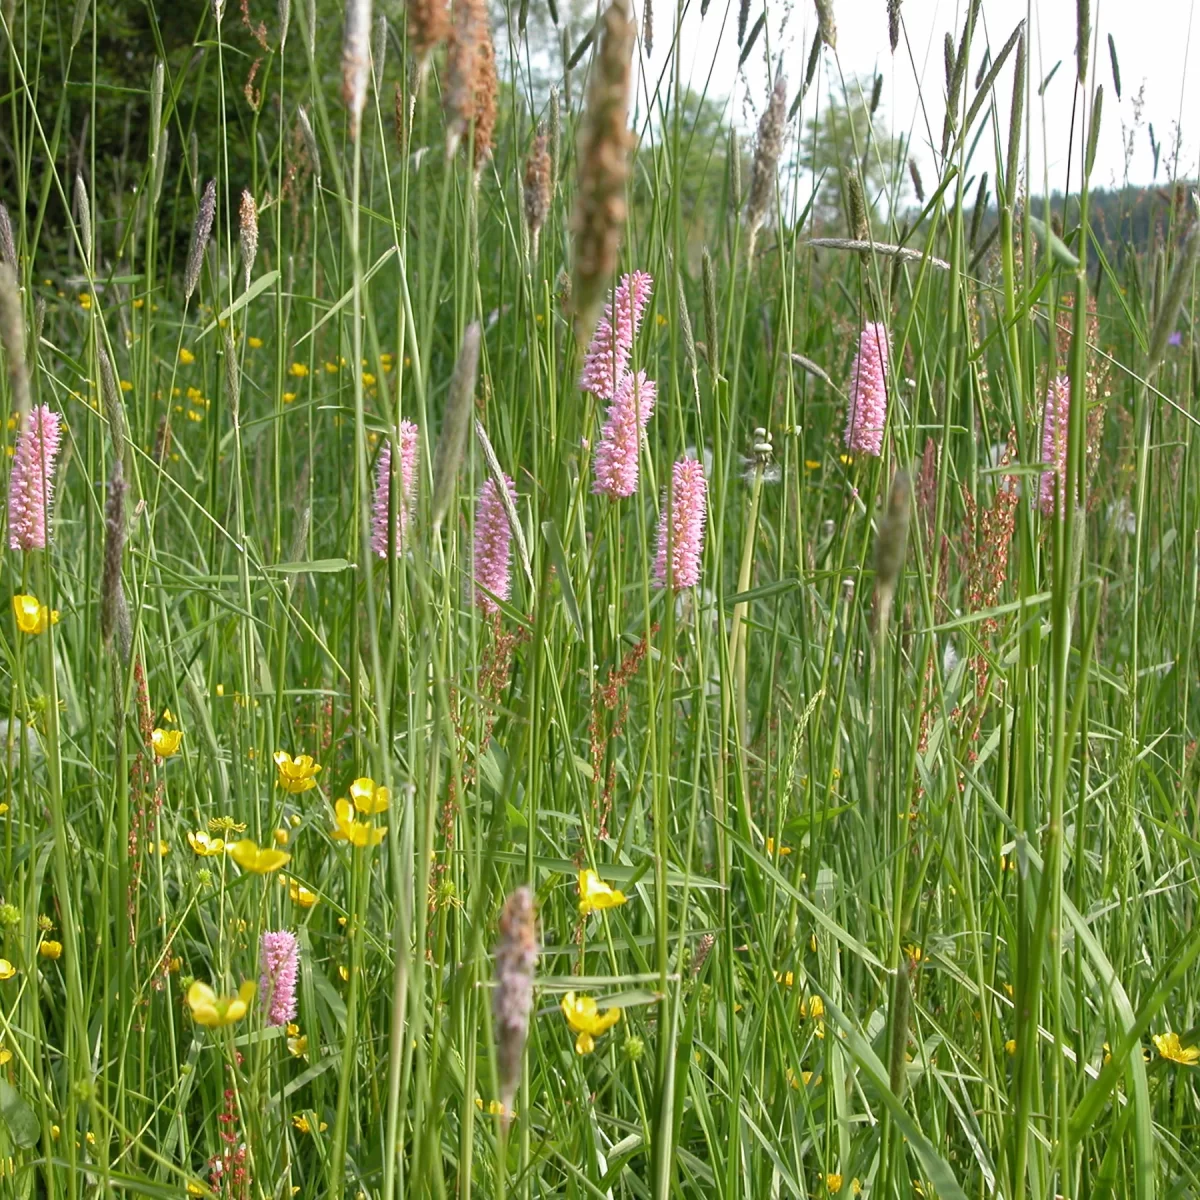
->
372, 420, 420, 557
1039, 375, 1072, 517
654, 458, 707, 590
473, 474, 517, 614
578, 270, 654, 400
592, 371, 656, 499
8, 404, 62, 551
843, 321, 890, 457
259, 930, 299, 1026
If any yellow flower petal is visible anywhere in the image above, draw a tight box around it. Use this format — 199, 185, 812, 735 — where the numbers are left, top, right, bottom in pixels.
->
229, 839, 291, 874
578, 868, 627, 914
151, 728, 183, 757
0, 959, 16, 980
187, 831, 226, 856
274, 750, 321, 794
350, 777, 389, 814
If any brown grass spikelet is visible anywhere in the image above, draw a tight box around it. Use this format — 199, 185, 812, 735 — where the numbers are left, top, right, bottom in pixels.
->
342, 0, 372, 141
523, 126, 551, 261
408, 0, 450, 83
570, 0, 635, 344
471, 16, 499, 168
0, 264, 30, 421
813, 0, 836, 49
744, 74, 788, 252
888, 0, 901, 52
238, 189, 258, 290
184, 179, 216, 302
444, 0, 485, 157
0, 203, 15, 272
492, 886, 539, 1123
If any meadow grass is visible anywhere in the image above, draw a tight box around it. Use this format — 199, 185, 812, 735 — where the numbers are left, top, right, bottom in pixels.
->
0, 0, 1198, 1196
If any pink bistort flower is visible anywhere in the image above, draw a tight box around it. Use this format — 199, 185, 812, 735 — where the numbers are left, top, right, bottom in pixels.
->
592, 371, 656, 498
371, 420, 420, 557
8, 404, 62, 551
843, 322, 890, 457
259, 930, 299, 1026
654, 458, 707, 590
578, 270, 654, 400
1039, 375, 1072, 517
473, 475, 517, 614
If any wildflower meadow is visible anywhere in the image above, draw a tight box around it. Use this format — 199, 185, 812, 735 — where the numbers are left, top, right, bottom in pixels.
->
0, 0, 1199, 1195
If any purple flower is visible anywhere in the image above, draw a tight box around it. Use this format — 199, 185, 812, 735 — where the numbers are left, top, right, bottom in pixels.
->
1039, 375, 1072, 518
259, 930, 299, 1026
371, 420, 420, 557
843, 322, 890, 457
578, 271, 654, 400
1168, 330, 1184, 347
654, 458, 707, 590
473, 475, 517, 614
592, 371, 656, 498
8, 405, 62, 551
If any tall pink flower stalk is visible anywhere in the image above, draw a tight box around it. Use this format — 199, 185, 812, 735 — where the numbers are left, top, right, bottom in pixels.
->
259, 930, 299, 1026
372, 420, 420, 557
578, 270, 654, 400
654, 458, 707, 589
592, 371, 656, 498
1039, 375, 1072, 517
8, 404, 62, 551
843, 322, 890, 457
473, 475, 517, 614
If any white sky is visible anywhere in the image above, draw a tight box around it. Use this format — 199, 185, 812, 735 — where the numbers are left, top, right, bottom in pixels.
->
639, 0, 1198, 196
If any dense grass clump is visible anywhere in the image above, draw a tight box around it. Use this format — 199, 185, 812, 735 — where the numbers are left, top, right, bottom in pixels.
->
0, 0, 1198, 1196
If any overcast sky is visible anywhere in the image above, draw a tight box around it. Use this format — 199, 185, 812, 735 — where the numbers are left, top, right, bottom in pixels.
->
639, 0, 1198, 196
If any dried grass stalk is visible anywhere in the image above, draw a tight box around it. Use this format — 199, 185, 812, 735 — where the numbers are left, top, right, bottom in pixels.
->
570, 0, 635, 344
744, 75, 788, 252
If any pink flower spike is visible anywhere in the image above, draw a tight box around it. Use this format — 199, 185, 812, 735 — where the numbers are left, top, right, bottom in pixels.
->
654, 458, 707, 590
578, 270, 654, 399
592, 371, 656, 499
371, 421, 420, 557
1039, 375, 1072, 518
843, 322, 890, 457
473, 474, 517, 614
259, 930, 299, 1026
8, 405, 62, 551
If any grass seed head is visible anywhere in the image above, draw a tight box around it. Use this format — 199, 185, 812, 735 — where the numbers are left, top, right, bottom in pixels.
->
570, 0, 636, 345
184, 179, 216, 302
745, 75, 788, 248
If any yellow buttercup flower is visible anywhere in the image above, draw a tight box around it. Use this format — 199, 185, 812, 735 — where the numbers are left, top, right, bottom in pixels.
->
560, 992, 621, 1055
765, 837, 791, 856
0, 960, 15, 980
0, 1046, 11, 1066
776, 971, 794, 987
826, 1176, 843, 1195
187, 980, 256, 1027
331, 798, 386, 847
1153, 1031, 1200, 1066
288, 1032, 308, 1056
39, 940, 63, 960
578, 868, 626, 914
248, 336, 263, 349
291, 1113, 327, 1134
188, 831, 226, 856
289, 362, 309, 378
274, 750, 321, 794
1005, 1039, 1017, 1055
151, 728, 182, 757
179, 348, 195, 364
209, 815, 247, 835
229, 838, 290, 874
13, 594, 59, 635
350, 777, 389, 814
284, 876, 319, 907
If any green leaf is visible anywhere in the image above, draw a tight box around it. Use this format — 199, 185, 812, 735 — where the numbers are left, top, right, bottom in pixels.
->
0, 1078, 40, 1148
265, 558, 354, 574
197, 270, 281, 338
541, 520, 583, 641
